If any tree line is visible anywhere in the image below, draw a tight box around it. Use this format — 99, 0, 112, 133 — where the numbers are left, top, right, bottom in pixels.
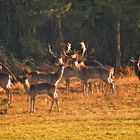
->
0, 0, 140, 68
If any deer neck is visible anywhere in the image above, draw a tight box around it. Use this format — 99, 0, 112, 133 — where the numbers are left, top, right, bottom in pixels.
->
54, 65, 65, 85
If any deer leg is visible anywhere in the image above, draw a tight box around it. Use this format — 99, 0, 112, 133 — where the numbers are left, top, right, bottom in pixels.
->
5, 89, 12, 108
32, 96, 36, 113
55, 98, 60, 112
89, 82, 93, 94
94, 81, 100, 93
110, 81, 116, 94
83, 82, 86, 96
30, 96, 36, 113
54, 92, 60, 111
48, 99, 54, 112
66, 79, 70, 94
30, 97, 33, 113
8, 92, 12, 108
84, 81, 88, 96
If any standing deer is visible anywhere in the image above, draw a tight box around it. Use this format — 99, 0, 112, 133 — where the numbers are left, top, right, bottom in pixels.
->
74, 60, 115, 96
28, 57, 65, 85
21, 57, 65, 112
28, 44, 65, 85
0, 63, 17, 107
72, 42, 115, 94
130, 57, 140, 80
63, 66, 76, 94
0, 72, 12, 107
22, 77, 60, 112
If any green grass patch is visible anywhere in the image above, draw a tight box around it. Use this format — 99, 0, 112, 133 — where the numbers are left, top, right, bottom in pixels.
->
0, 118, 140, 140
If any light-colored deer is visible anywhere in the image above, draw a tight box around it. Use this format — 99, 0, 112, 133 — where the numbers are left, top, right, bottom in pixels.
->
23, 77, 60, 112
72, 42, 115, 94
74, 60, 116, 96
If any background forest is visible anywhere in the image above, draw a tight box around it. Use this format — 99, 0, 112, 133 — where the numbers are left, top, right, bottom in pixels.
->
0, 0, 140, 70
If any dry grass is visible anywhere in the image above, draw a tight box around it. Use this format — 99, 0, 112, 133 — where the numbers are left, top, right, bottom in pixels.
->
0, 75, 140, 140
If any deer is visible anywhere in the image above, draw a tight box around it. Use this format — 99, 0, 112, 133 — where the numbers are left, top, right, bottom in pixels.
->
130, 57, 140, 80
72, 42, 115, 94
63, 66, 77, 94
21, 76, 60, 113
27, 44, 66, 85
0, 63, 18, 107
28, 57, 65, 85
73, 59, 116, 96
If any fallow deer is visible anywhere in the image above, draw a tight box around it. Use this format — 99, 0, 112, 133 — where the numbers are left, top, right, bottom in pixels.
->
22, 76, 60, 113
27, 44, 65, 85
74, 60, 115, 96
28, 57, 65, 85
0, 63, 17, 107
0, 72, 12, 107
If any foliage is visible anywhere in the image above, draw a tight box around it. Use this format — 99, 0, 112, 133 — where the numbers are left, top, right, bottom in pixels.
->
0, 0, 140, 66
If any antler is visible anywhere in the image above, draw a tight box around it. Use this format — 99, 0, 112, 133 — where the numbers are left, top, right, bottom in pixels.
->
79, 41, 87, 57
130, 57, 136, 62
66, 42, 72, 53
62, 42, 72, 57
0, 63, 17, 82
48, 44, 57, 58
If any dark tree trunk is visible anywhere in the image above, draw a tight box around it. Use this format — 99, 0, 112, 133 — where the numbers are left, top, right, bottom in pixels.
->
55, 17, 64, 54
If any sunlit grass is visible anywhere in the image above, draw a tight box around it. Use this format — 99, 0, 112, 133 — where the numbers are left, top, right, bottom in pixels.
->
0, 75, 140, 140
0, 118, 139, 140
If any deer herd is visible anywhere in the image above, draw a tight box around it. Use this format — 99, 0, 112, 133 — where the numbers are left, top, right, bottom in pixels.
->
0, 42, 139, 113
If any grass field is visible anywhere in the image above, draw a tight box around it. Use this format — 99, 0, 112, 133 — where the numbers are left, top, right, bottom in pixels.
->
0, 76, 140, 140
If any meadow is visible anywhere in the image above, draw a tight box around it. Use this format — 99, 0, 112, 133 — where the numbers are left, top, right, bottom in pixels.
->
0, 75, 140, 140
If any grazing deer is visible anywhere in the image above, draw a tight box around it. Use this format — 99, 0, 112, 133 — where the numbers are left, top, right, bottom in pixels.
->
130, 57, 140, 80
22, 77, 60, 112
74, 60, 115, 96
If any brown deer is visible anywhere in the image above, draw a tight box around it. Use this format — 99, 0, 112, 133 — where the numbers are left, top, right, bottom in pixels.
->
0, 72, 12, 107
28, 57, 65, 85
28, 44, 65, 85
22, 77, 60, 113
63, 66, 77, 94
74, 60, 116, 96
71, 42, 115, 94
0, 63, 17, 107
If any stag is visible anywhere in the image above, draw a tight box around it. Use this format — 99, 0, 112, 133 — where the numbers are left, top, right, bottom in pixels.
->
24, 44, 65, 85
73, 59, 115, 96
